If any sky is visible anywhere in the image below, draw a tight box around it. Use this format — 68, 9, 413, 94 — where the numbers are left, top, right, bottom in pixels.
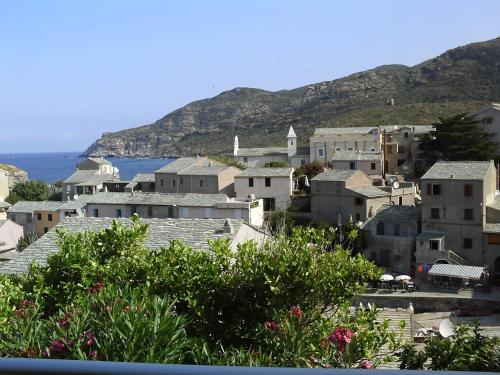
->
1, 0, 499, 153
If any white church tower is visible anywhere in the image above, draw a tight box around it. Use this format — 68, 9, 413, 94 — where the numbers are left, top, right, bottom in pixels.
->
233, 135, 239, 156
287, 126, 297, 157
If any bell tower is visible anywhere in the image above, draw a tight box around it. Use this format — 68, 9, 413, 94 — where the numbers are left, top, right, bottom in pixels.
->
287, 126, 297, 157
234, 135, 239, 156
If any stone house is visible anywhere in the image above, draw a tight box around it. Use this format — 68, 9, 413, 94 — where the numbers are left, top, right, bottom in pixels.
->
62, 158, 119, 201
155, 158, 240, 196
331, 151, 383, 179
233, 127, 310, 168
7, 201, 62, 236
84, 192, 264, 227
0, 217, 269, 274
125, 173, 156, 192
234, 168, 294, 211
416, 160, 500, 281
310, 169, 415, 224
475, 103, 500, 155
361, 205, 420, 276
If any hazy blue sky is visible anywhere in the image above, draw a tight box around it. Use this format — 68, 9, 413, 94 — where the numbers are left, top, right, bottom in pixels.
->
1, 0, 499, 153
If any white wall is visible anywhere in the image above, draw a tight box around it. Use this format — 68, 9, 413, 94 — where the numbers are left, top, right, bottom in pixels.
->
234, 176, 293, 210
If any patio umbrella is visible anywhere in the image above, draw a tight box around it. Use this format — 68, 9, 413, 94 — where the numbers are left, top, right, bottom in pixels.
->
379, 274, 394, 282
395, 275, 411, 282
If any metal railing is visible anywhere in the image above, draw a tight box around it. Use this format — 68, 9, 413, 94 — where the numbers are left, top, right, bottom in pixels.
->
0, 358, 486, 375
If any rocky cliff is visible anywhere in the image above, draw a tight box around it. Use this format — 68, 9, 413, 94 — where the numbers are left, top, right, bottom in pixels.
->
84, 37, 500, 158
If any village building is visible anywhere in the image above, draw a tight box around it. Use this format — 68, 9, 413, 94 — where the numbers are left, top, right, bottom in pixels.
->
331, 151, 383, 179
125, 173, 156, 192
310, 169, 416, 225
361, 205, 420, 276
0, 218, 23, 260
84, 192, 264, 227
233, 127, 310, 168
62, 157, 119, 201
0, 217, 269, 274
234, 168, 294, 211
416, 160, 500, 282
475, 103, 500, 155
155, 157, 240, 196
7, 201, 62, 236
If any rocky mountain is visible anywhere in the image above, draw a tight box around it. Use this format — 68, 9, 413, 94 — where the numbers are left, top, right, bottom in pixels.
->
84, 37, 500, 158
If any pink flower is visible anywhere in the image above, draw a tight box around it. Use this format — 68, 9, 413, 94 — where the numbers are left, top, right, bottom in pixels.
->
327, 327, 354, 352
49, 339, 66, 353
264, 320, 280, 331
90, 350, 98, 360
290, 306, 303, 319
58, 312, 72, 328
83, 330, 95, 347
360, 360, 372, 369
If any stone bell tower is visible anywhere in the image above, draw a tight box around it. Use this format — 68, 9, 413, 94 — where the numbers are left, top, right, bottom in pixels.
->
287, 126, 297, 157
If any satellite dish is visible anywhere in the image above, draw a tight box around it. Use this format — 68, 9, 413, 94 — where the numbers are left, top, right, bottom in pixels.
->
73, 194, 79, 200
392, 181, 400, 189
439, 319, 455, 338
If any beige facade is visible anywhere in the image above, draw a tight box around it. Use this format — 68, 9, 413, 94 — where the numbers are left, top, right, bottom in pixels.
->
234, 168, 294, 211
34, 209, 60, 237
311, 169, 415, 224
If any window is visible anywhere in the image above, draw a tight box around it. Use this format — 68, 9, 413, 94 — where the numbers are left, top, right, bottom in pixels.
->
199, 179, 204, 187
243, 157, 248, 163
93, 208, 99, 218
355, 197, 363, 205
204, 207, 212, 218
335, 147, 341, 151
430, 240, 439, 250
376, 221, 385, 235
173, 179, 176, 187
464, 184, 473, 197
318, 148, 324, 157
398, 196, 403, 206
44, 227, 48, 234
464, 208, 474, 221
180, 177, 183, 186
370, 163, 376, 170
488, 233, 500, 244
64, 212, 70, 217
463, 238, 473, 249
347, 147, 353, 151
116, 209, 122, 218
301, 159, 306, 166
131, 206, 137, 215
265, 177, 271, 187
160, 179, 164, 187
263, 198, 276, 211
482, 117, 493, 124
167, 206, 174, 218
370, 148, 376, 152
148, 206, 153, 218
290, 140, 294, 145
181, 207, 189, 218
404, 132, 409, 138
431, 208, 440, 219
394, 223, 400, 236
248, 178, 254, 187
37, 213, 42, 221
355, 213, 361, 221
426, 183, 441, 195
48, 213, 53, 221
349, 162, 356, 170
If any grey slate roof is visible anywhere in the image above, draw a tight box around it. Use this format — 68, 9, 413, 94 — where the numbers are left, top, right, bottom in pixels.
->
8, 201, 63, 213
178, 166, 233, 176
155, 158, 200, 173
87, 157, 111, 165
85, 192, 231, 207
236, 147, 288, 157
63, 169, 99, 184
236, 168, 293, 178
131, 173, 155, 183
0, 201, 11, 209
74, 174, 117, 186
347, 186, 390, 198
58, 196, 93, 210
416, 231, 446, 240
0, 217, 246, 274
428, 264, 484, 280
369, 205, 419, 222
311, 169, 359, 182
421, 161, 492, 180
314, 125, 433, 136
332, 151, 382, 161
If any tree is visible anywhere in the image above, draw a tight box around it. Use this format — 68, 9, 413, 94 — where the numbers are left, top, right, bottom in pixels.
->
7, 180, 54, 204
418, 113, 499, 168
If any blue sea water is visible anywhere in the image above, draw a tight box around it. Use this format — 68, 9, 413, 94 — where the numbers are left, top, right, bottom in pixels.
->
0, 152, 173, 184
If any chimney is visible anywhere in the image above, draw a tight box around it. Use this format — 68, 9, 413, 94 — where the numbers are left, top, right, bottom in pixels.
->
223, 219, 233, 234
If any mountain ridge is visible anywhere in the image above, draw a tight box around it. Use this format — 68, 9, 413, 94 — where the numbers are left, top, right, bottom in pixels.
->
84, 37, 500, 158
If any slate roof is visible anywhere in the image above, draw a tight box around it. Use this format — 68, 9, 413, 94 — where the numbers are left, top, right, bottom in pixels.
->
313, 125, 433, 136
131, 173, 155, 183
87, 157, 111, 165
483, 223, 500, 234
332, 151, 382, 161
236, 147, 288, 157
295, 146, 311, 156
236, 168, 293, 178
8, 201, 63, 213
428, 264, 484, 280
178, 166, 233, 176
74, 174, 117, 186
347, 186, 391, 198
0, 217, 247, 274
58, 196, 93, 211
63, 169, 99, 184
85, 192, 231, 207
0, 201, 11, 209
155, 158, 201, 173
421, 161, 492, 180
311, 169, 359, 182
416, 231, 446, 240
368, 205, 419, 223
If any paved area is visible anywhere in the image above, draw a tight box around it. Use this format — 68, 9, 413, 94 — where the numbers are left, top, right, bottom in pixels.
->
414, 312, 500, 338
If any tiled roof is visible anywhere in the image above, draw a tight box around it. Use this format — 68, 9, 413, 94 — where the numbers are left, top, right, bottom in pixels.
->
347, 186, 390, 198
8, 201, 63, 213
428, 264, 484, 280
311, 169, 359, 182
0, 217, 247, 274
421, 161, 492, 180
155, 158, 201, 173
332, 151, 382, 161
236, 168, 293, 178
85, 192, 230, 207
236, 147, 288, 157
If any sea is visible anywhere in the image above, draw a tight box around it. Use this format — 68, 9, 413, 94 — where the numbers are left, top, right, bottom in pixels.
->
0, 152, 173, 184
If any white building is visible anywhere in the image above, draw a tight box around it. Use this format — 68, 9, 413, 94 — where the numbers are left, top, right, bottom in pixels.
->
234, 168, 294, 211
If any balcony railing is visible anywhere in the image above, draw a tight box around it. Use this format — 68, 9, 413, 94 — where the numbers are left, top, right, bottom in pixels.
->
0, 358, 483, 375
